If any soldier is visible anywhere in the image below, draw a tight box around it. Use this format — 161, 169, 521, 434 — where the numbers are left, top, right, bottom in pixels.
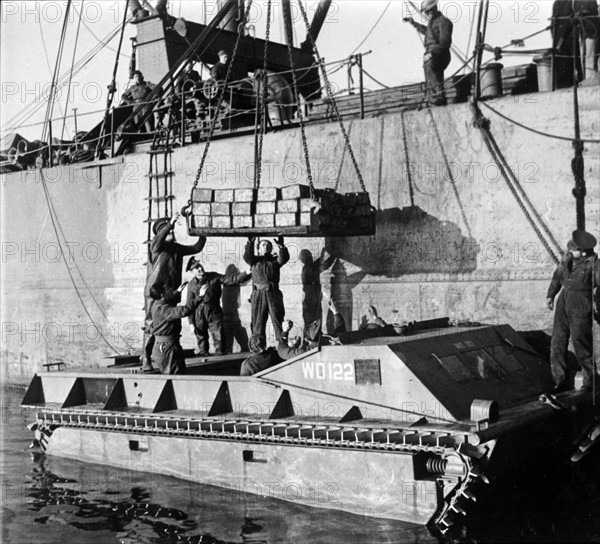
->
185, 257, 250, 356
244, 236, 289, 341
210, 50, 230, 82
546, 230, 600, 392
404, 0, 453, 106
277, 319, 321, 360
141, 213, 206, 371
239, 334, 282, 376
149, 283, 202, 375
121, 70, 156, 133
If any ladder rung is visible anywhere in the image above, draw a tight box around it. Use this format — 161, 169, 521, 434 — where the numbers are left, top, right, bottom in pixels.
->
145, 196, 174, 202
147, 172, 174, 178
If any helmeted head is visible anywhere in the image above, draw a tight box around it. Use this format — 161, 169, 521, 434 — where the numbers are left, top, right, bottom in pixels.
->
258, 240, 273, 256
249, 334, 266, 354
218, 50, 229, 64
149, 282, 176, 303
567, 229, 597, 258
153, 217, 170, 235
421, 0, 438, 13
298, 249, 313, 265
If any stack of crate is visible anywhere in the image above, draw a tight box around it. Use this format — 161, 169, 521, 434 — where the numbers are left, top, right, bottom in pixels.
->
189, 184, 375, 236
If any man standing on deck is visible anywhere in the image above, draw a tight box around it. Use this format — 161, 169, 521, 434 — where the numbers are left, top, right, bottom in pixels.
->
141, 213, 206, 372
185, 257, 251, 356
404, 0, 453, 106
546, 230, 600, 393
211, 50, 230, 82
244, 236, 289, 341
149, 283, 202, 375
121, 70, 156, 134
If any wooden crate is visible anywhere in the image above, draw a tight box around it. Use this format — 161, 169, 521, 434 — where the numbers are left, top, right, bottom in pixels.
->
193, 215, 211, 228
192, 202, 211, 215
254, 214, 275, 228
212, 216, 232, 228
277, 199, 299, 213
256, 201, 276, 214
233, 215, 253, 228
275, 213, 298, 227
214, 189, 234, 202
281, 184, 311, 199
232, 202, 253, 215
211, 202, 232, 215
234, 188, 256, 202
258, 187, 279, 201
192, 188, 213, 202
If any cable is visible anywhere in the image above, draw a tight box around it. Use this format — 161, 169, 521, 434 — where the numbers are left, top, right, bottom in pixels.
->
479, 101, 600, 144
39, 169, 124, 355
350, 2, 391, 55
60, 0, 85, 141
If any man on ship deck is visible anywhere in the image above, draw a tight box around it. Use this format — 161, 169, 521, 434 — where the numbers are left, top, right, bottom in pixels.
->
404, 0, 453, 106
244, 236, 290, 341
141, 212, 206, 372
185, 257, 251, 356
547, 229, 600, 393
149, 283, 202, 375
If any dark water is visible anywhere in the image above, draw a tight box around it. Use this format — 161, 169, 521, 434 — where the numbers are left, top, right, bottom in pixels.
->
2, 386, 600, 544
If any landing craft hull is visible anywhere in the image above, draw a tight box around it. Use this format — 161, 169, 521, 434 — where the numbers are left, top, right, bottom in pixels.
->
42, 427, 438, 523
22, 325, 600, 530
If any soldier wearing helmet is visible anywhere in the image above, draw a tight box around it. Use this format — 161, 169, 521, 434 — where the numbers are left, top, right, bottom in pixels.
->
141, 213, 206, 371
185, 257, 250, 356
547, 229, 600, 392
404, 0, 453, 106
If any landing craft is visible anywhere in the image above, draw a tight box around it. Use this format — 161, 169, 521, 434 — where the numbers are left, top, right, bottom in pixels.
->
3, 0, 600, 538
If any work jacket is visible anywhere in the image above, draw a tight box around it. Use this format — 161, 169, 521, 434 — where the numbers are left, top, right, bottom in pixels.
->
243, 242, 289, 291
144, 225, 206, 298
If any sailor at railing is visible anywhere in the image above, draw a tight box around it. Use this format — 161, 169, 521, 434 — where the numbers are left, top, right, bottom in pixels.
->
120, 70, 156, 134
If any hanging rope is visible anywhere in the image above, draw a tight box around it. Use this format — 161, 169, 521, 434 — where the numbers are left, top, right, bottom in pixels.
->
296, 0, 366, 193
60, 0, 85, 141
571, 18, 586, 231
39, 170, 125, 355
283, 1, 315, 199
254, 0, 272, 191
41, 0, 72, 144
471, 102, 562, 264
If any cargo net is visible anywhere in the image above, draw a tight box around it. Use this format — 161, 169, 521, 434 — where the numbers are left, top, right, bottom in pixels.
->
185, 184, 375, 237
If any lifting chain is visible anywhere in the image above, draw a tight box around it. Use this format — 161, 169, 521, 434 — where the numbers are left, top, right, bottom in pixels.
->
283, 2, 315, 200
296, 0, 366, 193
254, 0, 272, 192
190, 0, 253, 197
